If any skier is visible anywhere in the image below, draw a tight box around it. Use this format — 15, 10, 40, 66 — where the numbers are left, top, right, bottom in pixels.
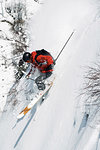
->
22, 49, 55, 90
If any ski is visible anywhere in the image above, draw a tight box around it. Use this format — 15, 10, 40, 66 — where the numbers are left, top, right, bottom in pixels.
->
17, 76, 55, 119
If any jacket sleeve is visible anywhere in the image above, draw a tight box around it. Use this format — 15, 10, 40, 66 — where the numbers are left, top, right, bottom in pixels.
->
41, 64, 54, 73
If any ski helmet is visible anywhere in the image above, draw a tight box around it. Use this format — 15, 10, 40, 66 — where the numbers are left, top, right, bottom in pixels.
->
23, 52, 31, 62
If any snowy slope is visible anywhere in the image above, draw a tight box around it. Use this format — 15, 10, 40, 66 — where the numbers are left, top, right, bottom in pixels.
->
0, 21, 15, 111
0, 0, 100, 150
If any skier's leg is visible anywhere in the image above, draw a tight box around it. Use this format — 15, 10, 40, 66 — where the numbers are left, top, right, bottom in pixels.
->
35, 72, 52, 90
35, 74, 46, 90
45, 72, 52, 78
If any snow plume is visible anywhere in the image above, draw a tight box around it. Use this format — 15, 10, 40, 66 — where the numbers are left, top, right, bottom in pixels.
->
0, 19, 15, 111
0, 0, 41, 111
0, 0, 100, 150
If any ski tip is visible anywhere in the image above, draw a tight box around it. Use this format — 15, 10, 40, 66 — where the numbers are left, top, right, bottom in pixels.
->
17, 113, 24, 119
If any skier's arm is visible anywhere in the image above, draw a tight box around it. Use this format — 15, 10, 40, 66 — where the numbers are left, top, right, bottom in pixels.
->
26, 64, 36, 78
42, 64, 54, 73
26, 68, 32, 78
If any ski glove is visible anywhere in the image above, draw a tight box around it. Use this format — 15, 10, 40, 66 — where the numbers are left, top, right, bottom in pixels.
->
19, 59, 24, 67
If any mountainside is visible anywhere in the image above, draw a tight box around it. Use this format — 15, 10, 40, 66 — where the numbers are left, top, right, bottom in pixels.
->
0, 0, 100, 150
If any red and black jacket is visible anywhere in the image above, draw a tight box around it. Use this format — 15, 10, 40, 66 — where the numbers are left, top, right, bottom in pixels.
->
31, 49, 55, 73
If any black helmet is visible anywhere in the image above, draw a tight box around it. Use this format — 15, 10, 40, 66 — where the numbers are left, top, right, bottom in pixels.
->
23, 52, 31, 62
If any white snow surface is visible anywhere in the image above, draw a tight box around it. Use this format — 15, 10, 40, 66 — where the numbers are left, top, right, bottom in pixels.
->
0, 0, 100, 150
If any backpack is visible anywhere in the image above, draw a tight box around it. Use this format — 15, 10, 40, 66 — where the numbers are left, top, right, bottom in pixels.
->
35, 49, 55, 65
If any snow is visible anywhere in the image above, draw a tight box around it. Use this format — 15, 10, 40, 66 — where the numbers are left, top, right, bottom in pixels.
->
0, 0, 100, 150
0, 23, 15, 111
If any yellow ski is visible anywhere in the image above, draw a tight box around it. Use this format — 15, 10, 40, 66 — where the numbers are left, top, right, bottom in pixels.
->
17, 77, 55, 119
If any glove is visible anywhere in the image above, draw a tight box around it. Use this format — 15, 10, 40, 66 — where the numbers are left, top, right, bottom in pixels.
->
19, 59, 24, 66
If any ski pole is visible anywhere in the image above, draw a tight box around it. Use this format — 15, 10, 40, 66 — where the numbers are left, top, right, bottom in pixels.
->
55, 30, 75, 63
